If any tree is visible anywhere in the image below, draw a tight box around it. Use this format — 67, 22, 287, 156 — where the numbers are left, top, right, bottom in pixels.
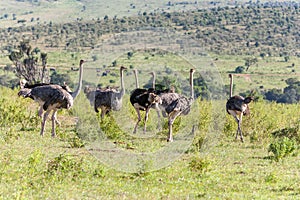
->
235, 66, 246, 73
8, 40, 50, 84
284, 56, 290, 62
50, 72, 73, 88
244, 57, 258, 71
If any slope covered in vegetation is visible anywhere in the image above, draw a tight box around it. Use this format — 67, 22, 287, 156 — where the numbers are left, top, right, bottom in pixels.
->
0, 1, 299, 57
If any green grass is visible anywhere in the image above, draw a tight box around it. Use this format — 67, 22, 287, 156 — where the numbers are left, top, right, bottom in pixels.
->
1, 86, 300, 199
211, 53, 300, 94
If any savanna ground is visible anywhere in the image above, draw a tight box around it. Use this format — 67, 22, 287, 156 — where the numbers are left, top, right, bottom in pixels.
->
1, 46, 300, 200
0, 1, 300, 199
0, 84, 300, 199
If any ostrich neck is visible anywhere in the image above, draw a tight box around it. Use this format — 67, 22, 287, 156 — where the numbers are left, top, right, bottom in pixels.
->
134, 70, 139, 88
229, 74, 233, 98
190, 71, 194, 102
71, 62, 83, 99
120, 68, 125, 96
152, 72, 156, 89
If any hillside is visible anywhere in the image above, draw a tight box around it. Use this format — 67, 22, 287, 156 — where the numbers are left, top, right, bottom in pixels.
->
0, 1, 299, 57
1, 1, 300, 102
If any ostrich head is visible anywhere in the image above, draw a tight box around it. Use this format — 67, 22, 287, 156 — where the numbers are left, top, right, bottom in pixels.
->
244, 96, 254, 104
148, 93, 162, 105
19, 79, 27, 89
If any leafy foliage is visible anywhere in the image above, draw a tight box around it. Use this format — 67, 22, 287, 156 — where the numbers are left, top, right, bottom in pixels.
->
271, 126, 300, 143
268, 137, 298, 162
235, 66, 246, 73
46, 154, 85, 180
263, 78, 300, 103
0, 87, 39, 131
50, 71, 74, 88
8, 41, 50, 84
189, 156, 211, 174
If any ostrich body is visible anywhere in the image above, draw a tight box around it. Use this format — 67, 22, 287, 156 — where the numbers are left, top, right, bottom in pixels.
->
94, 66, 127, 118
158, 69, 195, 142
18, 59, 84, 137
20, 81, 72, 119
84, 85, 119, 107
131, 89, 162, 134
226, 74, 254, 142
21, 81, 72, 93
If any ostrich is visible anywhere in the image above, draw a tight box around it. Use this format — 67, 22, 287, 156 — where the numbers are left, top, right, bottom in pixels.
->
18, 59, 85, 137
226, 74, 254, 142
149, 71, 175, 125
20, 81, 72, 120
130, 69, 162, 133
94, 66, 127, 118
158, 68, 195, 142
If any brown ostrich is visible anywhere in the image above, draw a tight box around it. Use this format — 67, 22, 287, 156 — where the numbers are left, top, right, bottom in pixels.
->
158, 69, 195, 142
20, 80, 72, 123
94, 66, 127, 118
18, 59, 85, 137
226, 74, 254, 142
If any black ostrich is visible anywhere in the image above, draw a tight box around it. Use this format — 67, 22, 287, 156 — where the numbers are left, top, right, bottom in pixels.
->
130, 69, 162, 133
226, 74, 254, 142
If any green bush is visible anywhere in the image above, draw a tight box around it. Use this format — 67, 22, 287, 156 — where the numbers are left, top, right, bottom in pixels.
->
0, 87, 39, 132
188, 156, 211, 174
271, 126, 300, 143
46, 154, 85, 180
268, 137, 298, 161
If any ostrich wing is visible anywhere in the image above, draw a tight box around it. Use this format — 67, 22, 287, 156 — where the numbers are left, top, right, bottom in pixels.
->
165, 96, 190, 114
43, 90, 73, 110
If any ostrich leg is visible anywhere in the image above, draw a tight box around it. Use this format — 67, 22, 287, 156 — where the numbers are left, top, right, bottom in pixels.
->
238, 113, 244, 142
167, 113, 177, 142
167, 119, 174, 142
234, 116, 240, 140
143, 107, 151, 133
38, 106, 43, 117
40, 110, 51, 136
101, 107, 105, 119
167, 111, 181, 142
154, 104, 162, 131
51, 110, 58, 137
133, 108, 142, 134
39, 105, 61, 126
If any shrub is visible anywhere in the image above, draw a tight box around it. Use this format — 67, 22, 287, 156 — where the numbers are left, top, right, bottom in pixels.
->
46, 154, 85, 180
264, 173, 279, 183
234, 66, 245, 73
271, 126, 300, 143
188, 156, 211, 174
268, 137, 298, 161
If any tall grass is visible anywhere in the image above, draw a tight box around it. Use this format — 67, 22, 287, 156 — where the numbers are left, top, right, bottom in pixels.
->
0, 86, 300, 199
